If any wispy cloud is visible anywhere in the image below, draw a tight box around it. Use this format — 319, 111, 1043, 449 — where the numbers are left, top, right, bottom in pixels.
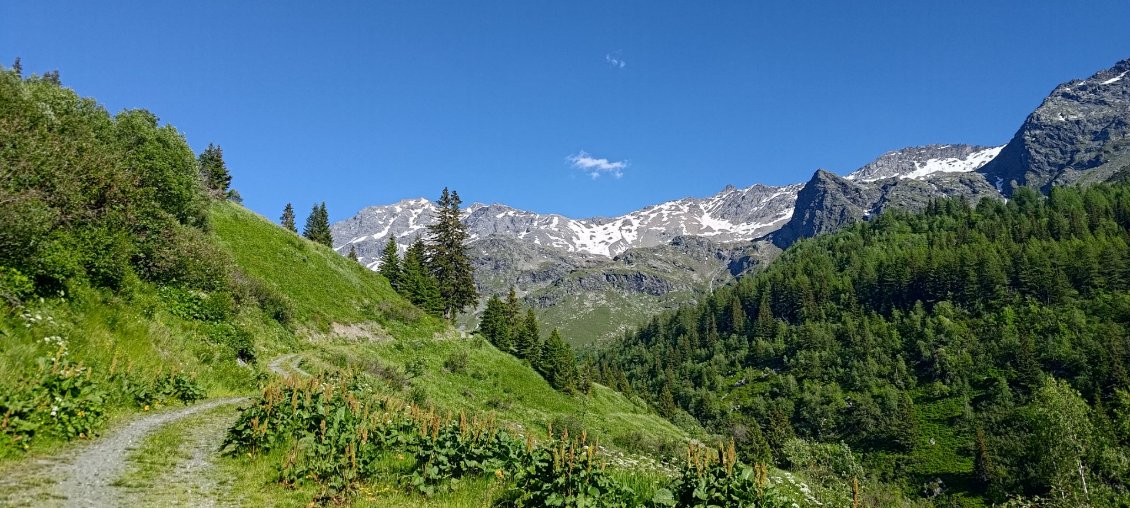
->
605, 51, 626, 69
568, 151, 628, 179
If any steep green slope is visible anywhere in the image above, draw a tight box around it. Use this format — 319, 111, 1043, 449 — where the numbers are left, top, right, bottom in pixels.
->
210, 202, 689, 449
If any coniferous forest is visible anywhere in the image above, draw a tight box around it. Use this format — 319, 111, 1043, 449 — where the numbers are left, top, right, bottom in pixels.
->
594, 184, 1130, 504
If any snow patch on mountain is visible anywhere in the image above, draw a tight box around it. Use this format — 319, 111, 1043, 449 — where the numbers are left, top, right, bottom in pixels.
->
846, 145, 1003, 182
332, 183, 801, 262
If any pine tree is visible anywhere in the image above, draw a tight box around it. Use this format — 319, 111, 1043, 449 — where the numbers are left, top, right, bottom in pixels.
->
742, 420, 773, 466
42, 70, 60, 85
12, 57, 21, 77
401, 237, 443, 317
658, 385, 678, 417
303, 202, 333, 247
505, 286, 521, 334
517, 309, 541, 361
280, 203, 297, 233
197, 143, 232, 195
378, 236, 401, 289
347, 245, 359, 261
478, 294, 512, 351
539, 328, 578, 392
426, 188, 478, 319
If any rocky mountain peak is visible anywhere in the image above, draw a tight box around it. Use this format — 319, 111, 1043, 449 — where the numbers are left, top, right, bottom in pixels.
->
979, 58, 1130, 195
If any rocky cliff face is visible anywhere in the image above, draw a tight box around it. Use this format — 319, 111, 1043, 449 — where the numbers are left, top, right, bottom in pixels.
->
979, 58, 1130, 195
770, 145, 1002, 248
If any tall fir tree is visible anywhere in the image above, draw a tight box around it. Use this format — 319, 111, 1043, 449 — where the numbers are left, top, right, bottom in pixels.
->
478, 294, 512, 351
347, 245, 359, 261
516, 309, 541, 361
303, 202, 333, 247
197, 143, 232, 195
12, 57, 21, 77
425, 188, 478, 320
400, 237, 443, 317
280, 203, 297, 233
505, 286, 521, 333
539, 329, 578, 392
378, 236, 401, 289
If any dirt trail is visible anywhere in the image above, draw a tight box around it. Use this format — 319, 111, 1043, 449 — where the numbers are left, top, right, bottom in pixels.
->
267, 353, 309, 378
0, 397, 245, 507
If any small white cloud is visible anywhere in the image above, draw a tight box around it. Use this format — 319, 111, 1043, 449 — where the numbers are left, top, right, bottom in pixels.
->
568, 151, 628, 179
605, 51, 626, 69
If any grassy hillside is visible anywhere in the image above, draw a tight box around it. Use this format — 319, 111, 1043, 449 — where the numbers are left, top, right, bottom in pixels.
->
211, 202, 690, 449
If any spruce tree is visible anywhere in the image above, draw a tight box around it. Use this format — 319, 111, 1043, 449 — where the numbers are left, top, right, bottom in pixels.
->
505, 286, 521, 335
378, 236, 401, 289
347, 245, 359, 261
197, 143, 232, 195
478, 295, 512, 351
516, 308, 540, 360
425, 188, 478, 320
12, 57, 21, 77
742, 421, 773, 466
540, 329, 578, 392
401, 237, 443, 317
303, 202, 333, 247
280, 203, 297, 233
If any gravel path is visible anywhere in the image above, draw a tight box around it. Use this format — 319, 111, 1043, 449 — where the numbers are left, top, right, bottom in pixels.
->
0, 397, 245, 507
115, 401, 244, 507
56, 397, 245, 507
267, 353, 309, 378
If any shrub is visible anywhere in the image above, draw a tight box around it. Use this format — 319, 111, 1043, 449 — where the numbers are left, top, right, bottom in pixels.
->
665, 441, 793, 508
406, 357, 427, 378
780, 438, 865, 483
0, 355, 108, 450
442, 350, 468, 374
206, 323, 256, 362
0, 266, 34, 306
130, 373, 206, 407
137, 224, 232, 291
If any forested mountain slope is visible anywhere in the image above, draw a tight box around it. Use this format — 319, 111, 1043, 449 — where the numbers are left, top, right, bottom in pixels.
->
595, 184, 1130, 505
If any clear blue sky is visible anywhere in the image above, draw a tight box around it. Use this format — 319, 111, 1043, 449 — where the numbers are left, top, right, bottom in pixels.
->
4, 2, 1130, 221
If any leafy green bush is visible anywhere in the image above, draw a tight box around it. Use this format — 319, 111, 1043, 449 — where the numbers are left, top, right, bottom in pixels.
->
0, 266, 34, 306
780, 438, 865, 484
502, 428, 637, 507
206, 323, 256, 362
159, 286, 234, 322
442, 349, 469, 374
130, 373, 206, 408
0, 354, 107, 450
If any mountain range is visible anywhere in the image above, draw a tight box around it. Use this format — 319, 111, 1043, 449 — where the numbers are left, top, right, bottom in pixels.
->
331, 57, 1130, 345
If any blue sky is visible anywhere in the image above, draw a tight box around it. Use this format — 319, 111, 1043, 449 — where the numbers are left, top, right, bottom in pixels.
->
3, 2, 1130, 221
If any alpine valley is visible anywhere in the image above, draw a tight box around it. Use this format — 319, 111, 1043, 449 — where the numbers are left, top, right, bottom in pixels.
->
333, 57, 1130, 346
4, 26, 1130, 507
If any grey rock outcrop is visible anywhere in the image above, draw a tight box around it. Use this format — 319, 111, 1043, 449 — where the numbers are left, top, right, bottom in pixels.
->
979, 58, 1130, 195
